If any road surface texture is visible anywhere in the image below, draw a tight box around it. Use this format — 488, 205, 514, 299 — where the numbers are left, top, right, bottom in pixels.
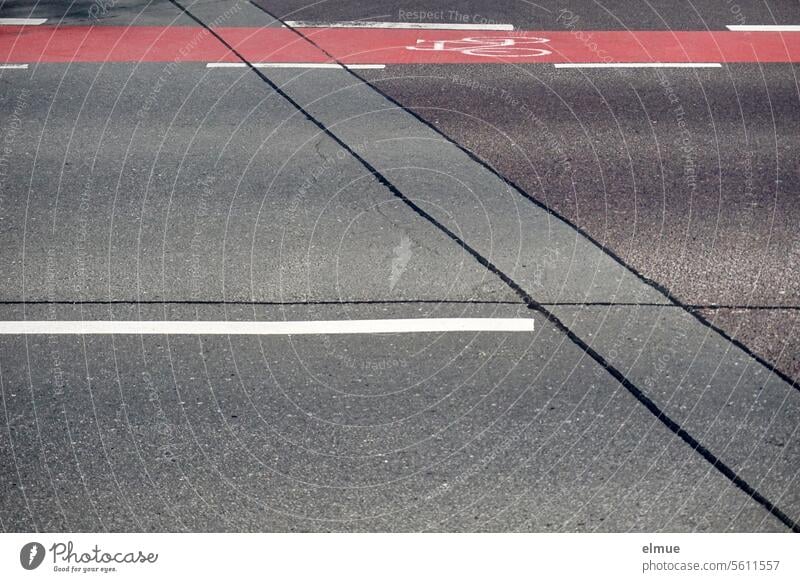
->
0, 0, 798, 532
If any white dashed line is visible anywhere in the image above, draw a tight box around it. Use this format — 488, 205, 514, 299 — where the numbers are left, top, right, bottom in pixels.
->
206, 62, 385, 69
0, 64, 28, 69
0, 319, 535, 335
284, 21, 515, 31
555, 62, 723, 69
0, 18, 47, 25
726, 25, 800, 31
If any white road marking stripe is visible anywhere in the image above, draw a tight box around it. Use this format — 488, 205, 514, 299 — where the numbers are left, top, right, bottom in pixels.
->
206, 62, 385, 69
0, 64, 28, 69
284, 21, 515, 31
555, 62, 722, 68
0, 319, 534, 335
726, 25, 800, 31
0, 18, 47, 25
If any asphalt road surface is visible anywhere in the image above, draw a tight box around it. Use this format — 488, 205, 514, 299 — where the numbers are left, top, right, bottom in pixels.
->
0, 0, 798, 532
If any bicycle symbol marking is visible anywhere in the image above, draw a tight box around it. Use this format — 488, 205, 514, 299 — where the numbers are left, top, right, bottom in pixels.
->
406, 36, 552, 58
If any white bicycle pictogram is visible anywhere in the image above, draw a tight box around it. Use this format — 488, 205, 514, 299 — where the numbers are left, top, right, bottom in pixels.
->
406, 36, 552, 57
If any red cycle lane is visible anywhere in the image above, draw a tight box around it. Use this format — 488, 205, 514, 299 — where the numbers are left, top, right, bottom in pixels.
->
1, 26, 799, 64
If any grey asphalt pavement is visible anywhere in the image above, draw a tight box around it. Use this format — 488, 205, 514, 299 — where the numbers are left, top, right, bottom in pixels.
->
359, 63, 800, 379
260, 0, 800, 31
0, 0, 798, 532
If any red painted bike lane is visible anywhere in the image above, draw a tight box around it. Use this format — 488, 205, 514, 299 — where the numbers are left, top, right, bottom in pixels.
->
2, 26, 799, 64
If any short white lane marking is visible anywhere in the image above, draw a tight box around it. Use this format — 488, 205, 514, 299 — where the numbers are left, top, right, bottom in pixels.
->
726, 25, 800, 31
0, 64, 28, 69
555, 62, 722, 68
0, 18, 47, 25
0, 319, 535, 335
284, 21, 515, 31
206, 62, 385, 69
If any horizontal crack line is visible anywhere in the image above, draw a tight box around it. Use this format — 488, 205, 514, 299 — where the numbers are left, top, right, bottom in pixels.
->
0, 300, 798, 309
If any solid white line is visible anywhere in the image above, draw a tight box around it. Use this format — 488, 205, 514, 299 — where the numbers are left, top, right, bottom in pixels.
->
284, 20, 515, 31
0, 64, 28, 69
726, 25, 800, 31
0, 319, 535, 335
0, 18, 47, 25
555, 62, 722, 68
206, 62, 385, 69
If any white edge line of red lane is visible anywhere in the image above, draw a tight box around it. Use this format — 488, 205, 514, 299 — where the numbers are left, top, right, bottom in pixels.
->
206, 63, 385, 69
726, 25, 800, 31
0, 18, 47, 25
555, 62, 723, 69
283, 21, 515, 31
